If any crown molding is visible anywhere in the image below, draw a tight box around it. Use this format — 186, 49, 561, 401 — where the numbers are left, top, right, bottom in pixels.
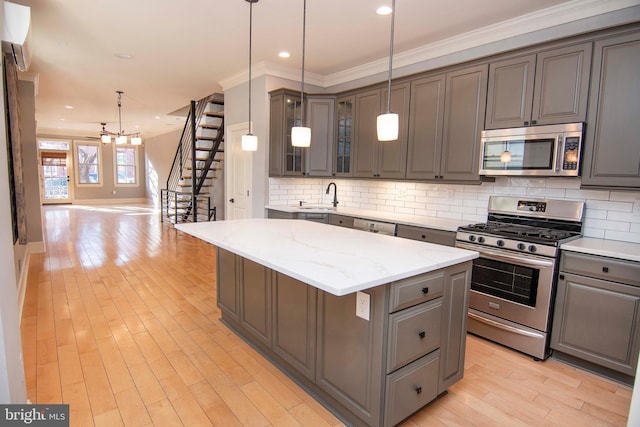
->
221, 0, 639, 90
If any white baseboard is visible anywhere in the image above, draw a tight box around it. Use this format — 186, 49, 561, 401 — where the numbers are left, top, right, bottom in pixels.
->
18, 242, 45, 324
72, 197, 149, 205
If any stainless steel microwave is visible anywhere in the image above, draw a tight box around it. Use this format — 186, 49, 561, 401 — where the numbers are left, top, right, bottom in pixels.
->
479, 123, 583, 176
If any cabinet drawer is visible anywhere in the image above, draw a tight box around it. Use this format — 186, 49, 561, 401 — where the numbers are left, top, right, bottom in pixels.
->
389, 271, 444, 313
561, 251, 640, 286
396, 224, 456, 247
384, 350, 440, 427
329, 214, 354, 228
387, 300, 442, 373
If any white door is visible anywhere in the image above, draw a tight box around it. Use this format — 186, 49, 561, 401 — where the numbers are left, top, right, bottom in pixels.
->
40, 150, 72, 204
225, 123, 253, 219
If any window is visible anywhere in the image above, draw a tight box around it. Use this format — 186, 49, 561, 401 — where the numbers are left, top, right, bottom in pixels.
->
114, 145, 139, 186
74, 141, 102, 185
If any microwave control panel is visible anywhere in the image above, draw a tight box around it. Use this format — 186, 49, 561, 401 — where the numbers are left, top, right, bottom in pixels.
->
562, 136, 581, 171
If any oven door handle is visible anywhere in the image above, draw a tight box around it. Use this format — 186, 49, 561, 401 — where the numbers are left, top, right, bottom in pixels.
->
468, 311, 545, 339
455, 242, 555, 268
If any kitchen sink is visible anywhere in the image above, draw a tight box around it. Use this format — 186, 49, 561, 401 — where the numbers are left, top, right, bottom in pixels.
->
298, 205, 336, 211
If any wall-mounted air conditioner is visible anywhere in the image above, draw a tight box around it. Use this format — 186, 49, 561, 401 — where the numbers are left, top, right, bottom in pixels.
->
2, 1, 32, 71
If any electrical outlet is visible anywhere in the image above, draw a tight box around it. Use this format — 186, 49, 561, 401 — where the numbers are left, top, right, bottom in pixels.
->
356, 291, 370, 321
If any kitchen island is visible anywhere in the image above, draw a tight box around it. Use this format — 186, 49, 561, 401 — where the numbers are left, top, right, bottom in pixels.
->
176, 219, 478, 427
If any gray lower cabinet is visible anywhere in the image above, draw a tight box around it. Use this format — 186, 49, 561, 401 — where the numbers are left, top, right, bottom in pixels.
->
551, 251, 640, 380
581, 31, 640, 188
266, 209, 297, 219
329, 214, 354, 228
485, 43, 591, 129
216, 246, 472, 427
396, 224, 455, 247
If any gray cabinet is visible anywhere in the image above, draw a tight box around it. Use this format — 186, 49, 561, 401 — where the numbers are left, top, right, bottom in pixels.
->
305, 95, 335, 177
440, 64, 488, 182
353, 83, 410, 179
396, 224, 455, 247
273, 273, 317, 380
266, 209, 297, 219
581, 32, 640, 188
329, 214, 354, 228
485, 43, 591, 129
217, 248, 240, 323
551, 251, 640, 380
406, 74, 446, 180
240, 258, 272, 346
334, 95, 354, 177
269, 89, 305, 177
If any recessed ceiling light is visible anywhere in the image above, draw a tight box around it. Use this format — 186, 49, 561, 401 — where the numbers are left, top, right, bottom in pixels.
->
154, 116, 161, 119
114, 52, 134, 60
64, 105, 73, 109
376, 6, 392, 15
278, 51, 290, 58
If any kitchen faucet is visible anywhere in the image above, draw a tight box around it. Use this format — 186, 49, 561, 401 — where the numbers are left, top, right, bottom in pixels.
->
326, 182, 338, 208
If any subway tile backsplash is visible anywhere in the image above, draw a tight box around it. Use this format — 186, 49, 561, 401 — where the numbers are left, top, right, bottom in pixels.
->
269, 177, 640, 244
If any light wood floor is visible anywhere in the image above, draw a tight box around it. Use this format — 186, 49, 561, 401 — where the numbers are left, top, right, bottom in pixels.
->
21, 204, 632, 426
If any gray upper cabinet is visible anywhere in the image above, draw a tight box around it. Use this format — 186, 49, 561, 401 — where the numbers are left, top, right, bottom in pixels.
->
406, 74, 446, 180
269, 89, 305, 177
485, 43, 592, 129
353, 83, 410, 179
582, 32, 640, 189
334, 96, 354, 177
440, 64, 488, 182
305, 95, 336, 177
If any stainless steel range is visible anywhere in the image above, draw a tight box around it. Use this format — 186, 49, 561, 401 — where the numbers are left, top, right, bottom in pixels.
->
455, 196, 585, 360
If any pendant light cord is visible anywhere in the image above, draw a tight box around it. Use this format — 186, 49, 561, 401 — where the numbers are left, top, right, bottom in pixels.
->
300, 0, 307, 126
117, 91, 123, 135
248, 1, 254, 135
386, 0, 395, 114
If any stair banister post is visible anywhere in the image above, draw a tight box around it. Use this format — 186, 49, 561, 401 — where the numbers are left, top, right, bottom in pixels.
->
191, 100, 197, 222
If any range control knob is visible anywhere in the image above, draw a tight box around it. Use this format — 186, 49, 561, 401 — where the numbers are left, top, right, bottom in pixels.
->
477, 236, 486, 243
517, 243, 526, 250
468, 235, 476, 242
528, 245, 537, 253
496, 240, 505, 247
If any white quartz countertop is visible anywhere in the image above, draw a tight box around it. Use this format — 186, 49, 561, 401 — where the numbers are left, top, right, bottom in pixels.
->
265, 205, 468, 232
176, 219, 478, 296
561, 237, 640, 263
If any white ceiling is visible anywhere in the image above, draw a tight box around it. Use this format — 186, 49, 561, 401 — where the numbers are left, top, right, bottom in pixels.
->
9, 0, 638, 139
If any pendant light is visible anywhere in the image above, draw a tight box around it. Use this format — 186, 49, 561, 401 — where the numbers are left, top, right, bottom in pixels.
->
291, 0, 311, 148
376, 0, 399, 142
241, 0, 259, 151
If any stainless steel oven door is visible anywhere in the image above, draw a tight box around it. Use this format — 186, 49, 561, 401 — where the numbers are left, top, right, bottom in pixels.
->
455, 242, 556, 332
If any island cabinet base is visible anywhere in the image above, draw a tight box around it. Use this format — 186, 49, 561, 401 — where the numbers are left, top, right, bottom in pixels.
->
216, 248, 472, 426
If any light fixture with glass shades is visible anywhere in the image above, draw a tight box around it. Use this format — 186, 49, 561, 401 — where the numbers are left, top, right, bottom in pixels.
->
291, 0, 311, 148
376, 0, 399, 142
241, 0, 259, 152
99, 91, 142, 145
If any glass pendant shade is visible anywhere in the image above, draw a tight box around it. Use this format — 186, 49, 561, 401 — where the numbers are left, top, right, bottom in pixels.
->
101, 134, 111, 143
377, 113, 399, 141
291, 126, 311, 147
131, 136, 142, 145
242, 134, 258, 151
115, 135, 127, 144
500, 150, 512, 163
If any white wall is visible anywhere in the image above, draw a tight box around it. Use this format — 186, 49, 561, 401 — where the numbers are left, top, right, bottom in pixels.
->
0, 10, 28, 401
144, 129, 181, 206
269, 177, 640, 244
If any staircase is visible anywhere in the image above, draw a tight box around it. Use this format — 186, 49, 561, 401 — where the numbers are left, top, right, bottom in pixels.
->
161, 94, 224, 224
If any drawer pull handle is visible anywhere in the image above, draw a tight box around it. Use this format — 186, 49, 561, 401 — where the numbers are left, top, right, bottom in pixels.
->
421, 287, 429, 294
416, 386, 423, 395
418, 331, 426, 339
602, 266, 609, 273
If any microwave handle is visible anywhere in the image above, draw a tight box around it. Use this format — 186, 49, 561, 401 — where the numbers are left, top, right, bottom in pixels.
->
555, 135, 563, 172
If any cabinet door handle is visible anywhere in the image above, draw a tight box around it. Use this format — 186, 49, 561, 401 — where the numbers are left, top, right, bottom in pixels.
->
418, 331, 426, 339
531, 120, 537, 125
524, 121, 529, 126
421, 287, 429, 294
559, 274, 565, 280
421, 234, 426, 239
602, 266, 609, 273
416, 386, 423, 395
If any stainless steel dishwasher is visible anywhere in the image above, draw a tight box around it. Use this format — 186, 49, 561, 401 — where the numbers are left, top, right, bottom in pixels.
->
352, 218, 397, 236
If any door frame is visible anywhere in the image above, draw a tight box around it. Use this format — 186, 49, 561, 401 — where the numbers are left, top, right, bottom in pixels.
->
37, 139, 74, 205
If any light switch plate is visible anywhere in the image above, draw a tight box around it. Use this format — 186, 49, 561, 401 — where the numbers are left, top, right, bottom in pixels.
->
356, 291, 370, 321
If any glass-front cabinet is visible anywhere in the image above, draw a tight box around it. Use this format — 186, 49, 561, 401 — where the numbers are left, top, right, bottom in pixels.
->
334, 96, 353, 176
269, 89, 304, 176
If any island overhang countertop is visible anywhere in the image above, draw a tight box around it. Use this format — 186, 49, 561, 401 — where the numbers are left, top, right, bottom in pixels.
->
176, 219, 478, 296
